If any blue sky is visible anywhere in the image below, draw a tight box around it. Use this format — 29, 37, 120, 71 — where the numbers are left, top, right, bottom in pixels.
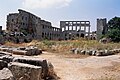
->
0, 0, 120, 31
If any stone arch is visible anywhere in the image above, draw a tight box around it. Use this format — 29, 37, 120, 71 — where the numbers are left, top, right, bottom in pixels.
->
81, 33, 84, 38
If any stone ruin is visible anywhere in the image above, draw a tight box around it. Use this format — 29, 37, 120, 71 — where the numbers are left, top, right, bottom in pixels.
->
0, 46, 42, 56
96, 18, 108, 40
71, 48, 120, 56
7, 9, 61, 41
60, 21, 91, 40
0, 49, 59, 80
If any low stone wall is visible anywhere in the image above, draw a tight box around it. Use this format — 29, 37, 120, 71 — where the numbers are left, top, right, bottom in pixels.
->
71, 48, 120, 56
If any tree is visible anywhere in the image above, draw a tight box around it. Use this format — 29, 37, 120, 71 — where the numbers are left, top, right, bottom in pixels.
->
107, 17, 120, 42
108, 16, 120, 29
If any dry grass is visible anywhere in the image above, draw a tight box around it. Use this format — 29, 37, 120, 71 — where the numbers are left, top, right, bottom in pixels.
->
36, 40, 120, 53
5, 41, 28, 47
4, 40, 120, 54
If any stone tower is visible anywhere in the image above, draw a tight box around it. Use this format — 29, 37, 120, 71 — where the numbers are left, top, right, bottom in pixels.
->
97, 18, 108, 40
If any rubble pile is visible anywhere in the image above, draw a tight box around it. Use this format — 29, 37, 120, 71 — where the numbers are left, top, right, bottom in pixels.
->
71, 48, 120, 56
0, 52, 58, 80
0, 46, 42, 56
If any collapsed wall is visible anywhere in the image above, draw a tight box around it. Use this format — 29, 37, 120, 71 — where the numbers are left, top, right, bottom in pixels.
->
0, 46, 42, 56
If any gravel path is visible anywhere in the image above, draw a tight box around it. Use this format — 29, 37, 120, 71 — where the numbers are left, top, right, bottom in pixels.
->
35, 52, 120, 80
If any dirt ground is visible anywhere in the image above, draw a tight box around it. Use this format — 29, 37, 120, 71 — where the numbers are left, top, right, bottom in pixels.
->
33, 52, 120, 80
3, 42, 120, 80
12, 51, 120, 80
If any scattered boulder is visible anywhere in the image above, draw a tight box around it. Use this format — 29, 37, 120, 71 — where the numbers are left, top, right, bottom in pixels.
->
85, 50, 93, 55
74, 48, 80, 54
70, 48, 81, 54
0, 46, 42, 56
0, 46, 58, 80
16, 46, 42, 56
99, 37, 111, 44
96, 50, 105, 56
80, 50, 86, 55
70, 48, 120, 56
0, 55, 14, 63
92, 50, 97, 56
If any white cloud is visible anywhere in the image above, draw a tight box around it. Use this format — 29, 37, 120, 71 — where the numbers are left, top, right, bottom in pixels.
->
22, 0, 72, 9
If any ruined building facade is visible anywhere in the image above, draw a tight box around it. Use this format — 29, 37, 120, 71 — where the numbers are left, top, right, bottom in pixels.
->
7, 9, 61, 40
7, 9, 91, 41
97, 18, 108, 40
60, 21, 90, 40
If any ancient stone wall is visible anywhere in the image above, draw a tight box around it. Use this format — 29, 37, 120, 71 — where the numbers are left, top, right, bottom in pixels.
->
60, 21, 91, 40
6, 9, 61, 41
97, 18, 108, 40
0, 49, 58, 80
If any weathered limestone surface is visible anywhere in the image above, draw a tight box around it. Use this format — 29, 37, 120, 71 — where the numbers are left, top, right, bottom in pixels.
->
9, 62, 42, 80
71, 48, 120, 56
0, 46, 42, 56
12, 50, 28, 55
0, 54, 58, 80
0, 68, 13, 80
0, 51, 12, 56
0, 55, 14, 63
7, 9, 61, 41
13, 57, 49, 79
0, 46, 58, 80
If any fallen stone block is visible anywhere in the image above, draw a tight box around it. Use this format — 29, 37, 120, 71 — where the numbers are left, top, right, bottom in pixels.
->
75, 48, 81, 54
70, 48, 76, 53
0, 51, 12, 56
85, 50, 93, 55
113, 49, 120, 54
0, 55, 14, 63
25, 47, 42, 56
18, 47, 26, 50
35, 49, 42, 55
80, 50, 86, 55
92, 50, 97, 56
13, 57, 58, 79
0, 52, 7, 56
96, 50, 105, 56
9, 62, 42, 80
13, 57, 48, 78
0, 54, 58, 80
13, 47, 42, 56
96, 50, 112, 56
0, 68, 14, 80
0, 47, 9, 52
12, 50, 29, 55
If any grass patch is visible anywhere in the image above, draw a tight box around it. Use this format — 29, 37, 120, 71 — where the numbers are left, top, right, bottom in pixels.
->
4, 40, 120, 54
25, 40, 120, 54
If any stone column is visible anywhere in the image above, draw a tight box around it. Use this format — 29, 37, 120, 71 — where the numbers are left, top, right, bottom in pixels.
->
72, 22, 73, 30
80, 22, 81, 31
